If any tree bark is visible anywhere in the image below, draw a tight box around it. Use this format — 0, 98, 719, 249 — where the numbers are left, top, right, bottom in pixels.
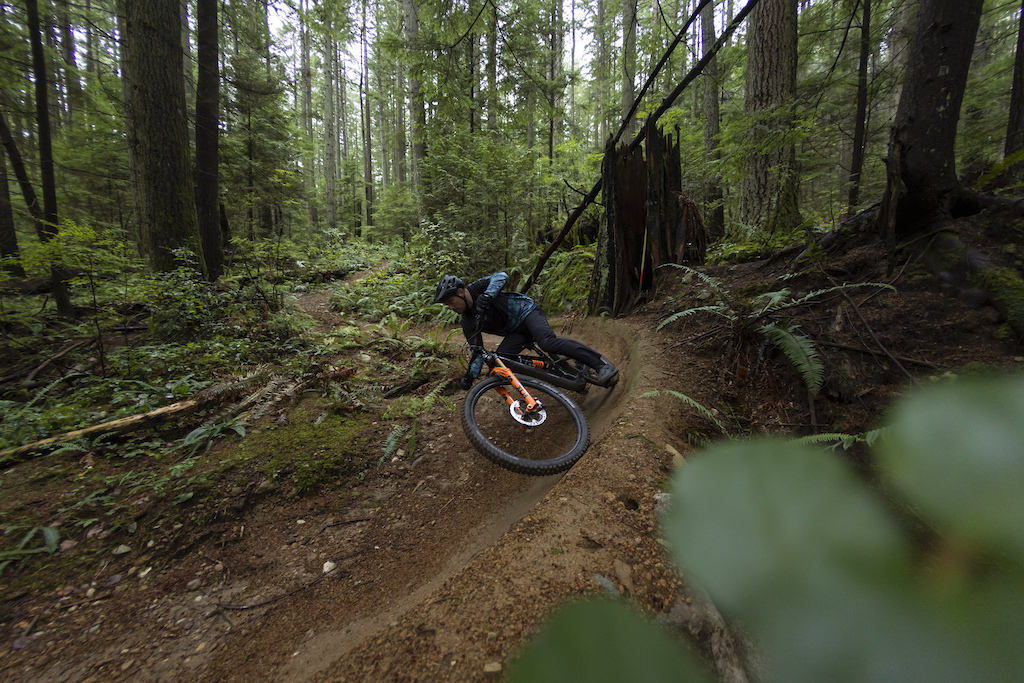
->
360, 6, 374, 235
324, 35, 338, 234
846, 0, 871, 217
589, 123, 703, 317
621, 0, 638, 137
405, 0, 426, 220
121, 0, 205, 274
878, 0, 984, 243
701, 1, 725, 241
740, 0, 800, 238
195, 0, 222, 280
1005, 0, 1024, 181
0, 151, 27, 277
27, 0, 73, 317
594, 0, 610, 147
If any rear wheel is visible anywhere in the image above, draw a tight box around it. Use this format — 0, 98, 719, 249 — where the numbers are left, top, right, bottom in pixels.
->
461, 375, 590, 475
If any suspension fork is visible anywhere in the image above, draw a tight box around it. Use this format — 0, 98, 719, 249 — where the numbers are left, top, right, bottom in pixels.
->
489, 357, 541, 413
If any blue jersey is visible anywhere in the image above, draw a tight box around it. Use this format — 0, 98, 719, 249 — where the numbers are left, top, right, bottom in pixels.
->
461, 271, 538, 376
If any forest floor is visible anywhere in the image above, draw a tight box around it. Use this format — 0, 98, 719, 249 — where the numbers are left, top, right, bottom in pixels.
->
2, 215, 1023, 682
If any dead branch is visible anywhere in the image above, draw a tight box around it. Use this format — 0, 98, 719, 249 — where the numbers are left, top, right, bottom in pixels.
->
816, 340, 938, 368
825, 275, 917, 383
0, 399, 201, 464
0, 366, 275, 467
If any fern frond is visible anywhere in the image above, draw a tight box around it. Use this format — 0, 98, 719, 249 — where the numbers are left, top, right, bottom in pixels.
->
658, 263, 729, 298
774, 282, 896, 313
753, 289, 792, 316
420, 382, 446, 414
863, 426, 889, 448
762, 323, 824, 395
792, 433, 853, 446
657, 304, 732, 331
47, 440, 90, 457
642, 390, 730, 436
382, 425, 407, 458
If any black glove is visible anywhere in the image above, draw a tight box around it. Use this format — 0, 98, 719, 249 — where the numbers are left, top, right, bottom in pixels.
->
459, 375, 474, 391
475, 293, 492, 313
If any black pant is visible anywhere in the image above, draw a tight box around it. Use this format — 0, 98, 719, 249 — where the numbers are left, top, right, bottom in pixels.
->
496, 309, 604, 369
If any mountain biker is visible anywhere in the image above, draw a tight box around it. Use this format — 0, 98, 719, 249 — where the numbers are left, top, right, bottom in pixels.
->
434, 272, 619, 390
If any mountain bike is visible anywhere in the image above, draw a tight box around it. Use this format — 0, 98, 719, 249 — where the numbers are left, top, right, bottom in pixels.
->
460, 332, 611, 476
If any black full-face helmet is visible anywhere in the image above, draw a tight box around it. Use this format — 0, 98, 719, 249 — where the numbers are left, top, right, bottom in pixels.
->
433, 275, 465, 304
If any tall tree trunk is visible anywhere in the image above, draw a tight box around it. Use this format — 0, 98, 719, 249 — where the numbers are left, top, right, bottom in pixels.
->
404, 0, 425, 219
179, 0, 196, 123
300, 0, 318, 230
595, 0, 610, 147
701, 0, 725, 241
324, 36, 338, 234
846, 0, 871, 216
487, 5, 498, 131
376, 41, 389, 192
0, 150, 27, 278
621, 0, 638, 137
57, 0, 81, 126
547, 0, 563, 164
877, 0, 983, 243
85, 0, 97, 75
468, 26, 477, 135
195, 0, 222, 280
739, 0, 800, 238
27, 0, 73, 317
121, 0, 204, 274
360, 9, 373, 235
1005, 0, 1024, 182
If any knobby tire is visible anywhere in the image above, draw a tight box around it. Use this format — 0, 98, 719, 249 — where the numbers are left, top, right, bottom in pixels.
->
461, 375, 590, 475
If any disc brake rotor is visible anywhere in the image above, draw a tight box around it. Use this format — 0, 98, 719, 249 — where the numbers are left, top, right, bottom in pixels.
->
509, 400, 546, 426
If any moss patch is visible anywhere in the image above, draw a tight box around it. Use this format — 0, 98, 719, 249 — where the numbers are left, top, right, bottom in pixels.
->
970, 265, 1024, 337
232, 401, 375, 495
537, 246, 596, 314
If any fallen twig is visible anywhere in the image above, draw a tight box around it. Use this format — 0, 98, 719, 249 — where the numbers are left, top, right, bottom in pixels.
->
826, 275, 917, 384
816, 340, 937, 368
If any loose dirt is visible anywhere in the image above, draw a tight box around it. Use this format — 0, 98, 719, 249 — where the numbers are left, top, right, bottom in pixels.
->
3, 228, 1022, 682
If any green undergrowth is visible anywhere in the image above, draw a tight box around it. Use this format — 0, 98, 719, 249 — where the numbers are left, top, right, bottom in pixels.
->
237, 404, 375, 495
513, 373, 1024, 682
536, 244, 596, 314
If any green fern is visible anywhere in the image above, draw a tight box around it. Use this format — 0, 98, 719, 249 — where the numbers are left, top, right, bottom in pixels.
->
642, 390, 730, 437
1, 526, 60, 573
657, 304, 734, 330
659, 263, 730, 300
382, 425, 408, 458
776, 283, 895, 313
762, 322, 824, 395
793, 426, 891, 452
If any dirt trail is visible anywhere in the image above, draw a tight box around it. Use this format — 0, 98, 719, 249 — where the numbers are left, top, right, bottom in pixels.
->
195, 316, 678, 682
10, 238, 1013, 682
3, 311, 681, 683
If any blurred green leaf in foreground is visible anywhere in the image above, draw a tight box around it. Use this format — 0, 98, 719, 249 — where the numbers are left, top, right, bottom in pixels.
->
511, 375, 1024, 683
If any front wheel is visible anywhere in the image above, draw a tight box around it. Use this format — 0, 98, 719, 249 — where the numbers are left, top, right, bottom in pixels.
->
462, 375, 590, 475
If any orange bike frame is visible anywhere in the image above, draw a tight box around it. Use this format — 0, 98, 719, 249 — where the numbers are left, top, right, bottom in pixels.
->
489, 357, 541, 413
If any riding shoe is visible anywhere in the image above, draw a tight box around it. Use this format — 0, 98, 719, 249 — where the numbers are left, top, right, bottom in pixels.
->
593, 361, 619, 388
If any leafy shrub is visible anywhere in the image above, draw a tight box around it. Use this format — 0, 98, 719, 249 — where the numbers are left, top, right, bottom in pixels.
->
512, 374, 1024, 682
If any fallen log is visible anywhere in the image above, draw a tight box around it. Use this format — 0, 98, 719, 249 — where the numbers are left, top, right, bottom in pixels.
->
0, 398, 200, 466
0, 366, 275, 467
